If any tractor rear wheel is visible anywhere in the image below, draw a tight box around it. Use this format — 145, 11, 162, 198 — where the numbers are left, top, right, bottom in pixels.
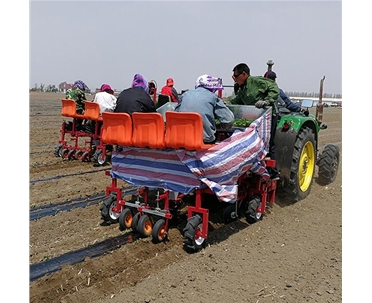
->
317, 144, 339, 185
282, 126, 316, 202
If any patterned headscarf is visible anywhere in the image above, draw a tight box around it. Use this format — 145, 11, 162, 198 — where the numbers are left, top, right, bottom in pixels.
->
195, 74, 223, 93
73, 80, 86, 91
131, 74, 149, 93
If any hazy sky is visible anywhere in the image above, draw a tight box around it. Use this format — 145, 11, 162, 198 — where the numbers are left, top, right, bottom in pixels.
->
30, 0, 342, 96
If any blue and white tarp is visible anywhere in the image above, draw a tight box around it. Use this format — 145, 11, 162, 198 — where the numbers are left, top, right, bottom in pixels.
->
110, 108, 271, 203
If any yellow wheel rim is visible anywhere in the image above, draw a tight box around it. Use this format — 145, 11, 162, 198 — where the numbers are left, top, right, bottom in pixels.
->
298, 141, 315, 192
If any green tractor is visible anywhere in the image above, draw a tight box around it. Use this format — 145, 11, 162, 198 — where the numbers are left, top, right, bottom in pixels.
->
274, 76, 340, 202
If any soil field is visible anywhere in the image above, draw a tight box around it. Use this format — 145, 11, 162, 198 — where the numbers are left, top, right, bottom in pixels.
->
29, 92, 342, 303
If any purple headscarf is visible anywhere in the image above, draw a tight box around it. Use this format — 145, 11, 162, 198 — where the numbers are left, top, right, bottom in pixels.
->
131, 74, 149, 93
73, 80, 86, 91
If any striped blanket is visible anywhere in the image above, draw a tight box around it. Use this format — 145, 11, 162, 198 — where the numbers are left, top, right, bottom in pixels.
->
110, 108, 271, 203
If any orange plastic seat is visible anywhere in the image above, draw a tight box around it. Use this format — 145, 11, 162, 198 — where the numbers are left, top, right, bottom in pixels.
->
132, 112, 165, 149
165, 111, 214, 150
101, 112, 133, 146
61, 99, 85, 119
84, 101, 103, 121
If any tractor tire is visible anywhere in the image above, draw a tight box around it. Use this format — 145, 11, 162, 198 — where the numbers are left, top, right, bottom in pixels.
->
183, 214, 206, 253
93, 149, 108, 166
317, 144, 340, 185
99, 193, 119, 224
281, 126, 316, 203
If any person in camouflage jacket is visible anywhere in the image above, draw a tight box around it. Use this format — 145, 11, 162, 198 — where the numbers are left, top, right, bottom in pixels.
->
65, 80, 87, 114
229, 63, 280, 180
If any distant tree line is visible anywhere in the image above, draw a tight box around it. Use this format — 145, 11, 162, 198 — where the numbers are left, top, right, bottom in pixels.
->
30, 83, 59, 93
29, 82, 91, 94
284, 92, 342, 99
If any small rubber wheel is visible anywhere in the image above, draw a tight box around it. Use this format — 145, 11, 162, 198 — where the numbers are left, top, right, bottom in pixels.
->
137, 214, 153, 238
68, 149, 75, 160
74, 150, 84, 160
61, 148, 69, 159
82, 151, 90, 162
54, 144, 63, 157
131, 212, 141, 232
151, 219, 167, 243
118, 208, 133, 230
223, 203, 239, 223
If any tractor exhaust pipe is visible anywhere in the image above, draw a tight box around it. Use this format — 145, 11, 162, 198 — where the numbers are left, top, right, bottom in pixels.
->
316, 76, 326, 124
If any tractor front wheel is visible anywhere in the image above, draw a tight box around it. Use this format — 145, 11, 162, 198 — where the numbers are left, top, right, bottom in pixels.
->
317, 144, 340, 185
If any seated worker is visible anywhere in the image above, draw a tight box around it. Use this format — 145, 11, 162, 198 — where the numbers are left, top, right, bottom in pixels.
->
85, 84, 117, 134
148, 80, 157, 102
65, 80, 87, 130
114, 74, 156, 115
93, 84, 117, 115
229, 63, 280, 180
263, 71, 301, 112
160, 78, 180, 102
174, 74, 234, 144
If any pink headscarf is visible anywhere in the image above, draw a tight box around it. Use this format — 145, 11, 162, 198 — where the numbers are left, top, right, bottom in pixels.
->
100, 84, 112, 92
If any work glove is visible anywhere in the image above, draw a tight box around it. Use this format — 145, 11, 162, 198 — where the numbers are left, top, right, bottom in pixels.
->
255, 100, 270, 108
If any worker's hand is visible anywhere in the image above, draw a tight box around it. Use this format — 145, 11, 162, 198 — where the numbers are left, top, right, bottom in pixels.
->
255, 100, 270, 108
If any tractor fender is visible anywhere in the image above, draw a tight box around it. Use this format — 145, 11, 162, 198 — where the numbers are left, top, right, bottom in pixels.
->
274, 127, 298, 181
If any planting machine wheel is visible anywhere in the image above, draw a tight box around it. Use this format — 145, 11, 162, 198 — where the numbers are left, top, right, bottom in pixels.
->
152, 219, 167, 243
118, 208, 133, 230
223, 203, 239, 224
54, 144, 63, 157
61, 148, 69, 159
74, 150, 84, 161
317, 144, 340, 185
68, 149, 75, 160
131, 212, 141, 232
245, 195, 262, 224
282, 126, 316, 202
99, 193, 119, 224
183, 214, 206, 253
137, 214, 153, 238
93, 149, 108, 166
82, 151, 90, 162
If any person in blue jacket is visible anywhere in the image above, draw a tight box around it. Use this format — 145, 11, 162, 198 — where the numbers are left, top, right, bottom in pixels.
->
264, 71, 301, 112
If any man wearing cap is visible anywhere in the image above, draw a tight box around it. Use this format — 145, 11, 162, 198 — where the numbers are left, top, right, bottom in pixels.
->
264, 71, 301, 113
175, 74, 234, 144
229, 63, 280, 180
160, 78, 180, 102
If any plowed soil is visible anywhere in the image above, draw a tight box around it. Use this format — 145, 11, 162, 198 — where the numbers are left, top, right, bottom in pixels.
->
29, 92, 342, 303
